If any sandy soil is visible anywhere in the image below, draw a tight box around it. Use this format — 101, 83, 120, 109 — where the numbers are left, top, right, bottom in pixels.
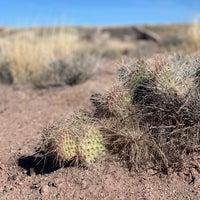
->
0, 62, 200, 200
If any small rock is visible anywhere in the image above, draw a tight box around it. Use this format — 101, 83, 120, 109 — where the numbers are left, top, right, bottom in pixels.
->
29, 168, 36, 176
8, 173, 18, 181
3, 185, 13, 193
40, 185, 49, 195
30, 183, 40, 190
48, 180, 57, 187
0, 162, 5, 170
81, 180, 88, 189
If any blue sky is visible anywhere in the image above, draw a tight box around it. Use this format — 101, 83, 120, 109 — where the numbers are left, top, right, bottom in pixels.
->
0, 0, 200, 27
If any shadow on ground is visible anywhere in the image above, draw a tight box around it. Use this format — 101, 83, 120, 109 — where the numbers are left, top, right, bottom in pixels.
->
18, 155, 75, 175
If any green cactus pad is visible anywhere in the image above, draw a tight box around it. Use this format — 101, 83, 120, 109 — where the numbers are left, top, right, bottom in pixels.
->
55, 130, 77, 161
78, 128, 105, 164
106, 85, 130, 117
42, 111, 106, 165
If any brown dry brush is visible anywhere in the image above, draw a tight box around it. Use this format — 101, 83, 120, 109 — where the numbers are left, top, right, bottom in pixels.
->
134, 85, 200, 173
92, 57, 200, 174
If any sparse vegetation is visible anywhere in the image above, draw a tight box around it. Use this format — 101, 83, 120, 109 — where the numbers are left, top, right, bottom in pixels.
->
33, 55, 200, 175
190, 18, 200, 49
96, 56, 200, 174
0, 27, 99, 85
0, 24, 200, 177
34, 50, 101, 88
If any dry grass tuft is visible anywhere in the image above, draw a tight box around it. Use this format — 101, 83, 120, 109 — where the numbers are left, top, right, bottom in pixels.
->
189, 18, 200, 49
0, 28, 84, 84
33, 50, 101, 88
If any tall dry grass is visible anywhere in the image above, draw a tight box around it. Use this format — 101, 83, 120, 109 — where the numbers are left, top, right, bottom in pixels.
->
189, 17, 200, 50
0, 27, 81, 84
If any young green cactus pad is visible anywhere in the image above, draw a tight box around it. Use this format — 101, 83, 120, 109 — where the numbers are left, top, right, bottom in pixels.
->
104, 85, 131, 117
55, 130, 77, 162
78, 127, 106, 164
41, 111, 106, 165
42, 122, 77, 164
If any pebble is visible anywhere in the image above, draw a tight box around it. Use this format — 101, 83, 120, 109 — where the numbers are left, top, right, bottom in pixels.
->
0, 162, 5, 170
48, 180, 57, 187
30, 183, 40, 190
8, 173, 18, 181
3, 185, 13, 193
40, 185, 49, 195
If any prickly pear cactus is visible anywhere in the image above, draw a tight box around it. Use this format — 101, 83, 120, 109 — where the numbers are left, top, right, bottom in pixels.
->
55, 130, 77, 161
42, 123, 77, 164
70, 112, 106, 164
129, 73, 156, 104
41, 111, 106, 165
105, 85, 130, 117
78, 127, 105, 164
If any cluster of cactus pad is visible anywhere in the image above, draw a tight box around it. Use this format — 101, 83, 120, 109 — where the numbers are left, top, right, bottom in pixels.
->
42, 111, 105, 165
39, 55, 200, 173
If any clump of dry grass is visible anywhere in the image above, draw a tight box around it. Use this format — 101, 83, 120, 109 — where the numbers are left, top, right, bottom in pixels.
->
189, 18, 200, 49
0, 27, 87, 84
91, 55, 200, 174
34, 50, 101, 88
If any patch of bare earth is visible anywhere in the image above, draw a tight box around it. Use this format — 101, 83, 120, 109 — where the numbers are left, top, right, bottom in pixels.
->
0, 62, 199, 200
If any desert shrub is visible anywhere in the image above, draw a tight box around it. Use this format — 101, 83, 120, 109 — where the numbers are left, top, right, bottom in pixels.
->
91, 56, 200, 174
0, 28, 82, 85
129, 42, 160, 58
34, 50, 100, 88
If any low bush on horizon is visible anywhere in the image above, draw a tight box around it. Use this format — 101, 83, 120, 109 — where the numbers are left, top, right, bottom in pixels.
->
34, 50, 101, 88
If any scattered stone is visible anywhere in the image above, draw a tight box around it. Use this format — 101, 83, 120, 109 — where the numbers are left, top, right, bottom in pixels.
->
30, 183, 40, 190
0, 161, 5, 170
3, 185, 13, 193
81, 180, 88, 189
40, 185, 49, 195
29, 168, 36, 176
48, 180, 57, 187
8, 173, 18, 181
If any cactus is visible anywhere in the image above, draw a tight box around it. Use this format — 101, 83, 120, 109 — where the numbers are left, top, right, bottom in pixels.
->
41, 111, 106, 165
55, 130, 77, 162
78, 127, 106, 164
42, 124, 77, 164
128, 73, 156, 104
105, 85, 131, 117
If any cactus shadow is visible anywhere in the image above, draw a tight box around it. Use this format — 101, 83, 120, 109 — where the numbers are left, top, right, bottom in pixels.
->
18, 155, 75, 175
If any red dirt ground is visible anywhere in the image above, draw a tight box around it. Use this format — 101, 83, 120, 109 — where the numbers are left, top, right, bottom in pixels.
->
0, 62, 200, 200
